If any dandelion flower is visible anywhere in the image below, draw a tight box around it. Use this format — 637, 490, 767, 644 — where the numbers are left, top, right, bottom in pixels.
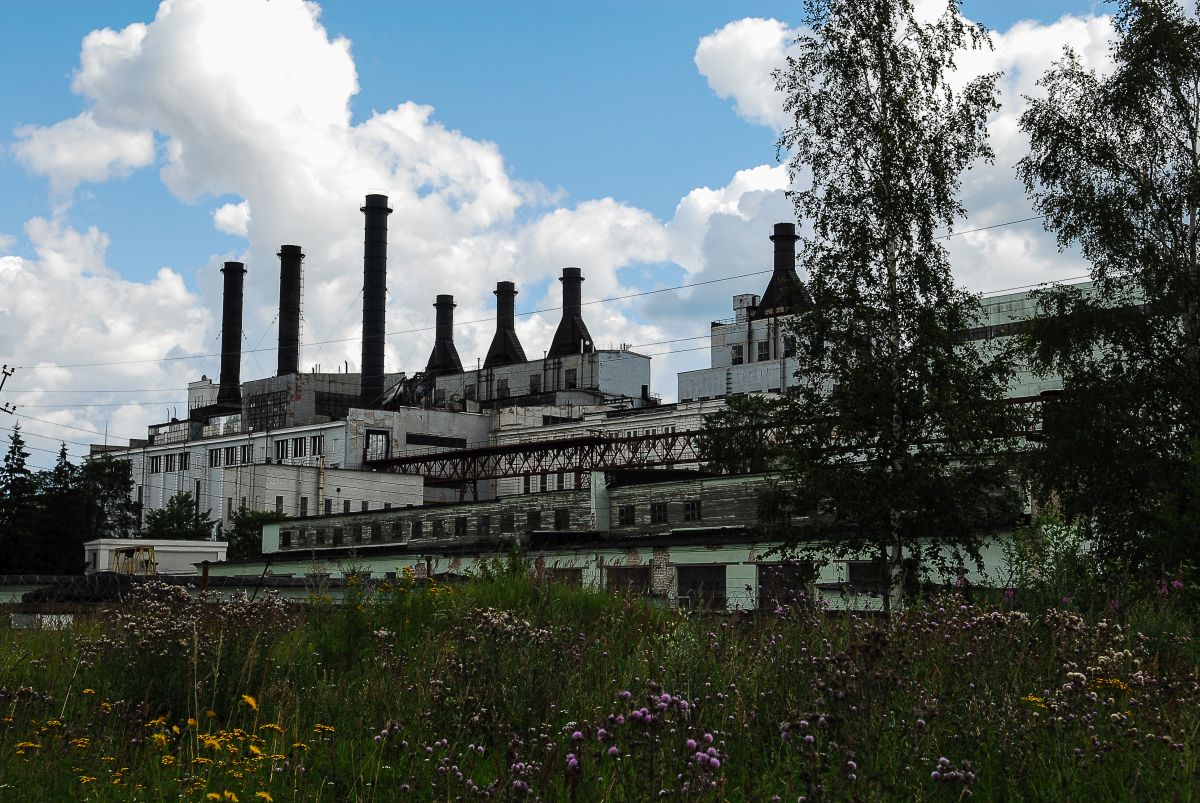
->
242, 695, 258, 712
255, 794, 273, 802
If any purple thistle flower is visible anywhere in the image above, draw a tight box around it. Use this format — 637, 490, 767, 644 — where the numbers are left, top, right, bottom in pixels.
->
686, 739, 697, 751
608, 746, 619, 757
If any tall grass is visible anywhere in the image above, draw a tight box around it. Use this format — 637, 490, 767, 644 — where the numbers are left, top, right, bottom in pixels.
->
0, 573, 1196, 801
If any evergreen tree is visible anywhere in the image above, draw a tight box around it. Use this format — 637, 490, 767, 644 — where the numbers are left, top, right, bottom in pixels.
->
81, 454, 140, 540
142, 491, 215, 541
703, 0, 1021, 609
1018, 0, 1200, 575
30, 444, 86, 573
0, 425, 36, 571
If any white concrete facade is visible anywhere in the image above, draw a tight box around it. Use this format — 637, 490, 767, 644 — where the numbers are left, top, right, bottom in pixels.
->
84, 538, 227, 576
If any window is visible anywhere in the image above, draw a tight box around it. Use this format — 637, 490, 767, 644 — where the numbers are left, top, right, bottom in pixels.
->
758, 562, 816, 609
343, 500, 351, 514
226, 497, 233, 518
240, 444, 252, 464
455, 517, 468, 537
496, 378, 509, 398
275, 495, 284, 514
434, 389, 447, 405
542, 567, 582, 587
554, 508, 570, 530
618, 505, 636, 527
651, 502, 668, 524
164, 454, 176, 472
179, 452, 190, 471
240, 496, 247, 510
280, 530, 292, 548
565, 368, 578, 389
412, 520, 423, 539
209, 449, 221, 468
332, 528, 343, 546
523, 475, 532, 494
757, 341, 770, 362
683, 500, 702, 522
433, 520, 445, 537
225, 446, 238, 465
526, 510, 542, 531
539, 474, 548, 492
607, 565, 650, 593
477, 515, 491, 536
310, 435, 323, 456
370, 524, 382, 542
299, 497, 308, 517
361, 501, 369, 512
464, 384, 476, 400
324, 498, 332, 515
293, 437, 307, 458
500, 513, 514, 533
847, 561, 888, 594
529, 374, 541, 394
365, 429, 391, 461
317, 529, 328, 546
384, 502, 392, 510
149, 456, 162, 473
556, 471, 565, 491
731, 344, 744, 365
677, 565, 727, 610
275, 440, 288, 461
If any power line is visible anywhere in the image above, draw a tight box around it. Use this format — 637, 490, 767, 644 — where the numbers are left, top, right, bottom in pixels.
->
938, 215, 1043, 240
12, 412, 135, 442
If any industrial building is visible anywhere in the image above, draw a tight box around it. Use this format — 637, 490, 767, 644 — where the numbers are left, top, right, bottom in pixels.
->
90, 194, 1055, 609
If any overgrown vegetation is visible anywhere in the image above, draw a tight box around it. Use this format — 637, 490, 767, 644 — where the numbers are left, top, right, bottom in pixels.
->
1, 572, 1195, 801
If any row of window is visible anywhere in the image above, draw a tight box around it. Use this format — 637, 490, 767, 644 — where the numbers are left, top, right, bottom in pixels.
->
617, 500, 701, 526
205, 435, 325, 468
731, 341, 792, 365
280, 508, 575, 549
147, 452, 191, 473
461, 368, 579, 401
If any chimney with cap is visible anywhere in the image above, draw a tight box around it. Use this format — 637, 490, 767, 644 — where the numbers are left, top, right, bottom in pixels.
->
276, 245, 303, 376
547, 267, 594, 358
424, 294, 463, 376
360, 194, 392, 406
754, 222, 813, 317
483, 281, 527, 368
216, 261, 246, 406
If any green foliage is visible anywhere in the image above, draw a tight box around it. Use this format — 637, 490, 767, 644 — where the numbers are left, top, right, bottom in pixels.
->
1017, 0, 1200, 575
0, 580, 1196, 801
141, 491, 215, 541
223, 505, 287, 560
703, 0, 1023, 607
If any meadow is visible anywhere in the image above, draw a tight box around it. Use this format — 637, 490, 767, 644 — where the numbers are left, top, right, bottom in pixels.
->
0, 563, 1196, 802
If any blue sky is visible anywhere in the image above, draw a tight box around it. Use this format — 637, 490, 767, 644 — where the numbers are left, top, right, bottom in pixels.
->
0, 0, 1113, 460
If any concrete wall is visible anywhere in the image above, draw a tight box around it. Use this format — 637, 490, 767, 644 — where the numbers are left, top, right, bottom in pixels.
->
218, 463, 423, 526
83, 538, 227, 576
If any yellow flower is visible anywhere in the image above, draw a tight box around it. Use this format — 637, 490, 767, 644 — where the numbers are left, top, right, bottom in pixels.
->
291, 742, 309, 751
100, 702, 113, 713
193, 756, 213, 765
172, 724, 180, 734
151, 732, 168, 748
70, 737, 91, 748
241, 695, 258, 711
161, 755, 176, 766
248, 744, 264, 757
82, 688, 96, 695
1021, 694, 1048, 709
79, 775, 96, 784
259, 723, 284, 734
313, 723, 335, 733
15, 741, 42, 750
188, 718, 199, 728
255, 793, 273, 802
207, 709, 217, 719
207, 795, 222, 802
46, 719, 63, 727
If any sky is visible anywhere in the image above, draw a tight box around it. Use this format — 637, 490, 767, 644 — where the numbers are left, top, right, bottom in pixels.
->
0, 0, 1115, 468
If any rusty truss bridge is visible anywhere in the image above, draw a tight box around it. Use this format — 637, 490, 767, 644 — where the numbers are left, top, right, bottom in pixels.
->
366, 429, 706, 484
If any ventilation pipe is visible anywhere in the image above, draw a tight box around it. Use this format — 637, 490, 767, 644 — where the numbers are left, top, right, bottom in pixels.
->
425, 294, 463, 375
216, 261, 246, 406
755, 222, 813, 316
483, 281, 527, 367
360, 194, 392, 406
276, 245, 303, 376
547, 267, 593, 358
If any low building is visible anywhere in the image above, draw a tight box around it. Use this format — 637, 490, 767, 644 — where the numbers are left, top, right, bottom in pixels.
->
83, 538, 228, 576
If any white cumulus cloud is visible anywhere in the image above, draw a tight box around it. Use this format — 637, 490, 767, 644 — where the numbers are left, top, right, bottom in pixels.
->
13, 112, 155, 196
212, 201, 251, 237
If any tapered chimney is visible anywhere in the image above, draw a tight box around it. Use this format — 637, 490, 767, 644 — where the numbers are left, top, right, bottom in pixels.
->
483, 281, 527, 368
360, 194, 392, 406
755, 222, 813, 317
547, 267, 593, 358
277, 245, 303, 376
217, 261, 246, 406
424, 294, 463, 375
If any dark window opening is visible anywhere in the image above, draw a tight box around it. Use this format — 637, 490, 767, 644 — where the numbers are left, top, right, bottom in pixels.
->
554, 508, 570, 530
454, 517, 468, 537
365, 429, 391, 461
526, 510, 542, 531
683, 500, 702, 522
500, 513, 514, 533
677, 565, 727, 610
618, 505, 636, 527
607, 565, 650, 594
651, 502, 668, 524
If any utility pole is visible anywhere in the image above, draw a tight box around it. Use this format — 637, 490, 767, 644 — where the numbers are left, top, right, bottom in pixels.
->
0, 365, 15, 415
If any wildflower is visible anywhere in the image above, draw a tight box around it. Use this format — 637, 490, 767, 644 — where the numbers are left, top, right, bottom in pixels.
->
608, 746, 619, 757
79, 776, 96, 784
242, 695, 258, 711
313, 723, 335, 733
249, 744, 264, 757
572, 731, 583, 741
292, 742, 309, 751
82, 688, 95, 695
187, 718, 199, 728
255, 794, 273, 802
161, 755, 176, 766
1172, 579, 1184, 590
70, 737, 91, 748
151, 732, 168, 748
260, 723, 284, 734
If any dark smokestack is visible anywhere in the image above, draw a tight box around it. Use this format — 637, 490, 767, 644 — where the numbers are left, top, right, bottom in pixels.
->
425, 294, 463, 375
217, 261, 246, 406
483, 281, 527, 368
360, 194, 392, 406
756, 222, 813, 316
276, 245, 303, 376
547, 267, 593, 358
